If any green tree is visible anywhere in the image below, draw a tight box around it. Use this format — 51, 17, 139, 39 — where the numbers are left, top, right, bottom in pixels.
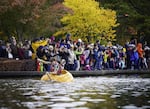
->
54, 0, 118, 42
97, 0, 150, 45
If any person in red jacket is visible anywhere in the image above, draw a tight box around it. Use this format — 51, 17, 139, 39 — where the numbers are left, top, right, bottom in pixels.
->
136, 43, 144, 69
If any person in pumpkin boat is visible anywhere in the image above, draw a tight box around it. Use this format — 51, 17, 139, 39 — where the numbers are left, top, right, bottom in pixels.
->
50, 58, 66, 75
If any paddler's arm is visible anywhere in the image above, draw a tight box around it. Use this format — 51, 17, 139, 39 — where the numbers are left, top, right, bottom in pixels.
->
37, 58, 51, 64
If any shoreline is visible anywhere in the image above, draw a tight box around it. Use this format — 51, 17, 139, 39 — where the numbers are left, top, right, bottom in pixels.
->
0, 69, 150, 78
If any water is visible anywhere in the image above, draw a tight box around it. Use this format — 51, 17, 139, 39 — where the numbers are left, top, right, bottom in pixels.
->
0, 76, 150, 109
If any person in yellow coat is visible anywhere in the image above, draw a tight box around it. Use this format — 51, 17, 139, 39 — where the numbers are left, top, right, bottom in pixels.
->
31, 39, 48, 59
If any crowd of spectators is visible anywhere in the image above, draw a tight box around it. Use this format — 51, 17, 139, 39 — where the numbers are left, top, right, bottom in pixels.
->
0, 37, 32, 60
0, 35, 150, 71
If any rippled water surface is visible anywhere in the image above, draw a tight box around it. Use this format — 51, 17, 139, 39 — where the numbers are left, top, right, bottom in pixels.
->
0, 76, 150, 109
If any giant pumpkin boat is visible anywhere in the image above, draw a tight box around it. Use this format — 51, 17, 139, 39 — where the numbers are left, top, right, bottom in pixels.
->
41, 70, 74, 82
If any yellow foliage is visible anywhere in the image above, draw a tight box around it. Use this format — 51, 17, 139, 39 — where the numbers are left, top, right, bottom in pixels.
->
54, 0, 119, 42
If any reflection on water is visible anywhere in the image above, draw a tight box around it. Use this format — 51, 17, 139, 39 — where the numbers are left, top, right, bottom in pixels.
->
0, 76, 150, 109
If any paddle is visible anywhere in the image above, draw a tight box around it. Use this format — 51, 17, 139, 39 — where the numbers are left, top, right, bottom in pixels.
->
37, 58, 51, 64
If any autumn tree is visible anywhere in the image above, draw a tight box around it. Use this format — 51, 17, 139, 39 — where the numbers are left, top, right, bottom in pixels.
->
0, 0, 46, 40
54, 0, 118, 42
30, 1, 70, 38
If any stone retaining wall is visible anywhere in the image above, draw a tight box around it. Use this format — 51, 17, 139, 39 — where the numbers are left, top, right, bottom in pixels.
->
0, 58, 149, 71
0, 58, 36, 71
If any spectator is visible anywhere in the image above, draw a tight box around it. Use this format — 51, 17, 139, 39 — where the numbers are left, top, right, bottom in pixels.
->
6, 42, 13, 59
137, 43, 144, 69
68, 44, 76, 70
0, 40, 7, 58
10, 37, 19, 59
